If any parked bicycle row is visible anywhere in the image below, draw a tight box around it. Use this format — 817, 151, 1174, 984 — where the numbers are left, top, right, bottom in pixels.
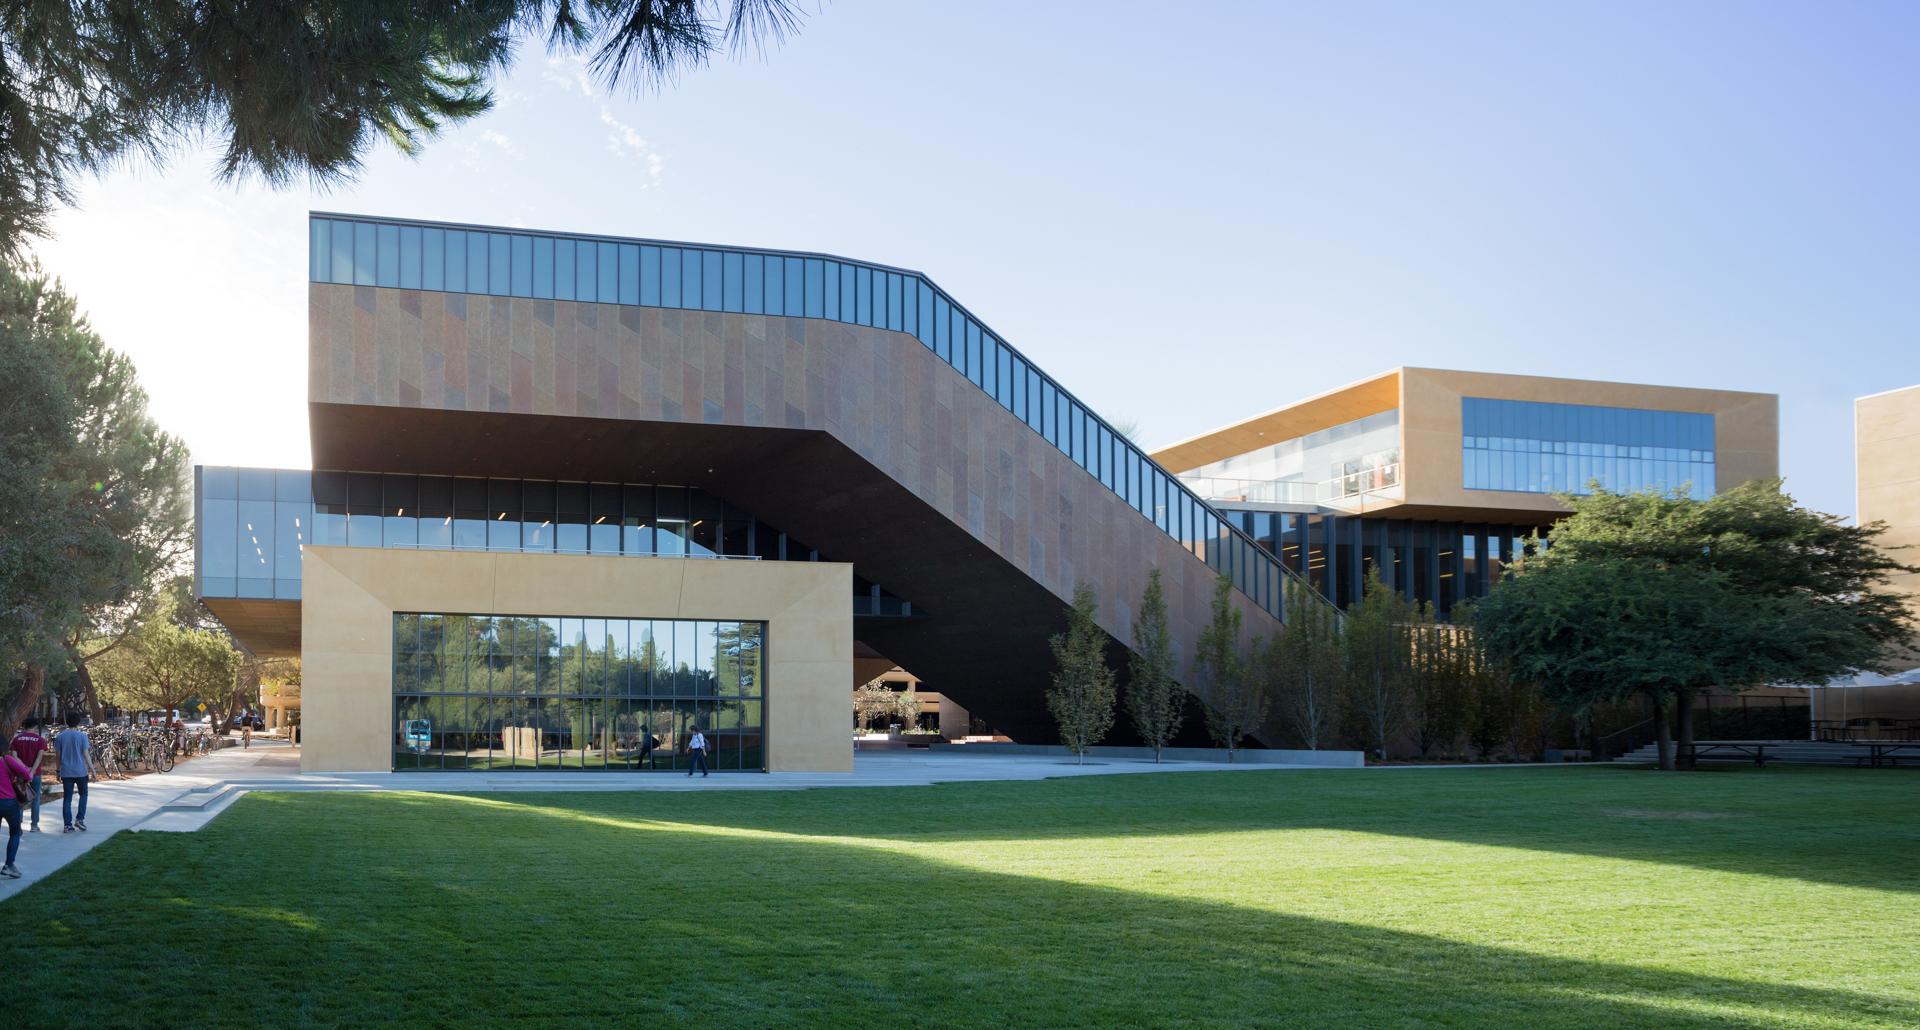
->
1, 710, 258, 880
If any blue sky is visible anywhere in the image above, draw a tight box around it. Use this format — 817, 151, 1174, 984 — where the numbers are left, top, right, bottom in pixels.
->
34, 1, 1919, 519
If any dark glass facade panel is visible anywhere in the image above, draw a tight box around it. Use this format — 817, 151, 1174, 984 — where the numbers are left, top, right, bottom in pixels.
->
1218, 504, 1547, 620
308, 216, 1320, 626
394, 613, 764, 771
197, 467, 919, 617
1461, 397, 1716, 499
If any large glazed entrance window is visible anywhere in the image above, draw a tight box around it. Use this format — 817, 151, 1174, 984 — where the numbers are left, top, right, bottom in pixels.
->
392, 614, 766, 772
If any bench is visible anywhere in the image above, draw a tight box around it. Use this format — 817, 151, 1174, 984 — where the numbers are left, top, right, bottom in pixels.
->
1681, 743, 1773, 767
1854, 743, 1920, 768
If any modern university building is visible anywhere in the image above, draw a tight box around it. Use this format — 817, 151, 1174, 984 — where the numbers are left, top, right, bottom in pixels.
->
194, 214, 1778, 773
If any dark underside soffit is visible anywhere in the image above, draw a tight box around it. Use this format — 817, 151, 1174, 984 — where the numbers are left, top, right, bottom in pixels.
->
203, 597, 301, 658
311, 402, 1078, 740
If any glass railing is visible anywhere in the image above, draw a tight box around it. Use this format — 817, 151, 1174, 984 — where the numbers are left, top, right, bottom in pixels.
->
1179, 463, 1403, 511
308, 214, 1328, 622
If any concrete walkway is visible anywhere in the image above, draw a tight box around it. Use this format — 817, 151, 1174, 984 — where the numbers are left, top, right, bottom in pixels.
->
1, 743, 1331, 902
0, 739, 297, 902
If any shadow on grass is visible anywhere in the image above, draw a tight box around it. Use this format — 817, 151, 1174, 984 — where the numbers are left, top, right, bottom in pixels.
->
3, 788, 1912, 1028
652, 764, 1920, 897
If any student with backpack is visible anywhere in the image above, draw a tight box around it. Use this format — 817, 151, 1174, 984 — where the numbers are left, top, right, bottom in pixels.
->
8, 717, 49, 833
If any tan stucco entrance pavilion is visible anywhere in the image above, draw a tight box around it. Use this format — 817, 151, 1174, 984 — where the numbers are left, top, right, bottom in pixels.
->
299, 545, 854, 774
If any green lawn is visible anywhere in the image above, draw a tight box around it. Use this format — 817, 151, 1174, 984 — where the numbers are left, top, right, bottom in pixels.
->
5, 767, 1917, 1027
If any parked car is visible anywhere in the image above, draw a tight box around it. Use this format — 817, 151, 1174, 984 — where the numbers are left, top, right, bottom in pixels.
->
229, 713, 265, 730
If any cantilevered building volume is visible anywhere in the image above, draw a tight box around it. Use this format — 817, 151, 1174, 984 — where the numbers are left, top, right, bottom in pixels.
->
1155, 367, 1778, 618
195, 214, 1778, 773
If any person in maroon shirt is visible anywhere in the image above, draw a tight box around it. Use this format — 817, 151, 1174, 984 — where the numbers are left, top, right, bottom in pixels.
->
8, 717, 48, 833
0, 749, 34, 877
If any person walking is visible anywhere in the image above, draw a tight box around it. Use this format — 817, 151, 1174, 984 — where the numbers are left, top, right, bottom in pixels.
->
1, 747, 35, 878
9, 717, 49, 833
55, 712, 95, 833
241, 712, 254, 750
686, 726, 710, 778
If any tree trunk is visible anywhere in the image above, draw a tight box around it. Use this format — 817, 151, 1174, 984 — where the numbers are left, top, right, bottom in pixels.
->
1, 665, 46, 739
1653, 694, 1675, 771
1676, 690, 1696, 764
65, 646, 106, 723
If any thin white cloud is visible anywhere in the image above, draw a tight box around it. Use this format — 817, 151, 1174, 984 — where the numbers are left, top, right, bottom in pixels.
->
598, 109, 664, 187
540, 55, 596, 98
479, 129, 524, 160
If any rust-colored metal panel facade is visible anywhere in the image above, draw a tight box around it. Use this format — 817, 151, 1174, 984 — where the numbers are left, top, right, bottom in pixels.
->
310, 283, 1280, 741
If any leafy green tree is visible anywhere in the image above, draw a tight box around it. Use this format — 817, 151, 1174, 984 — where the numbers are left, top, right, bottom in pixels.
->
1475, 555, 1814, 770
1046, 583, 1116, 764
1526, 481, 1915, 753
1125, 569, 1184, 762
92, 602, 242, 719
0, 262, 188, 734
892, 683, 923, 733
853, 678, 894, 732
1269, 578, 1341, 750
1343, 569, 1410, 762
0, 1, 804, 254
1476, 483, 1916, 768
1196, 575, 1265, 760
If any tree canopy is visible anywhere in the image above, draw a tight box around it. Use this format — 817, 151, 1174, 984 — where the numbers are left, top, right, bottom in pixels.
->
0, 0, 804, 253
1473, 482, 1915, 769
0, 260, 188, 732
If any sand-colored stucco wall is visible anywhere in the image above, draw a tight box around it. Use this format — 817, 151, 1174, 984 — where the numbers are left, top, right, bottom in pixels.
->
1397, 367, 1779, 516
299, 546, 852, 774
1857, 384, 1920, 661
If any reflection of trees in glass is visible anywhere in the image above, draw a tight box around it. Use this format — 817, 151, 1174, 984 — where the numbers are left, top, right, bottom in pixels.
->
393, 614, 765, 770
714, 621, 764, 696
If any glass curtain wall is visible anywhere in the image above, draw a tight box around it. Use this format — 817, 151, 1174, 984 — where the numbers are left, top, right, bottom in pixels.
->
1218, 507, 1547, 619
393, 614, 766, 772
1461, 398, 1715, 499
197, 467, 915, 616
307, 215, 1319, 624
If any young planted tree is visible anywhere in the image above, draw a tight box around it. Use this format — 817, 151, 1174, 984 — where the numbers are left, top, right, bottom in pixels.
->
1406, 605, 1471, 758
853, 678, 895, 732
1343, 569, 1411, 762
1270, 579, 1342, 750
1125, 570, 1184, 762
1046, 583, 1116, 764
1196, 575, 1266, 760
892, 684, 924, 733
